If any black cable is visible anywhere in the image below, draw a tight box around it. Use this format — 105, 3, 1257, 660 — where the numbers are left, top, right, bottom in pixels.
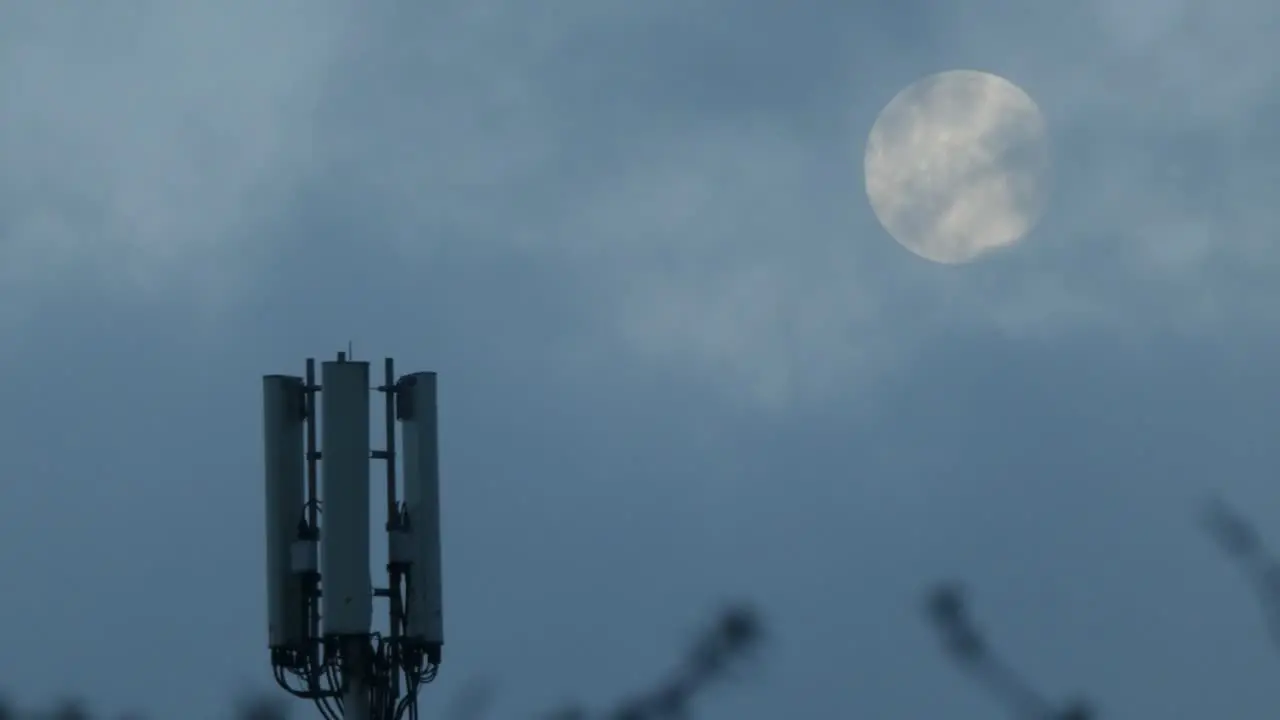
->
274, 662, 322, 702
302, 658, 338, 720
323, 658, 345, 718
308, 656, 337, 720
372, 635, 393, 720
320, 691, 340, 719
395, 673, 422, 720
312, 696, 338, 720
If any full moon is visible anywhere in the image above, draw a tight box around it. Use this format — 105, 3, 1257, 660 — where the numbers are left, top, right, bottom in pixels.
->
864, 70, 1050, 264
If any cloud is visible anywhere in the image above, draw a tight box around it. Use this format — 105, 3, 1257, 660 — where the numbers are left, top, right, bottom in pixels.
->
0, 0, 350, 319
9, 0, 1280, 407
556, 122, 889, 408
320, 3, 911, 408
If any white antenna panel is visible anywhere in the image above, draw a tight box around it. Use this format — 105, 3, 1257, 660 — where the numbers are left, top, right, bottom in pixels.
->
320, 359, 373, 636
263, 375, 307, 649
399, 371, 444, 648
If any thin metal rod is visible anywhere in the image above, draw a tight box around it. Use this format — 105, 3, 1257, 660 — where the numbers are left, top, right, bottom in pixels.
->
384, 357, 397, 523
383, 357, 403, 711
304, 357, 321, 655
305, 358, 319, 530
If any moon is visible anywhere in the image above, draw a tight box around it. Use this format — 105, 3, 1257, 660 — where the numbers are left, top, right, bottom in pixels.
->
864, 70, 1051, 264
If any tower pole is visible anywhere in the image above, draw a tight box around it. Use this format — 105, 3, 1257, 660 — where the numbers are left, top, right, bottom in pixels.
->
343, 637, 371, 720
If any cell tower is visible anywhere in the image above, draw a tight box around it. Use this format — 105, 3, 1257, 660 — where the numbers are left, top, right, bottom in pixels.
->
263, 352, 443, 720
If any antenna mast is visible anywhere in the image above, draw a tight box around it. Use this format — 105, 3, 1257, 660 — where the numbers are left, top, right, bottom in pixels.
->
263, 351, 444, 720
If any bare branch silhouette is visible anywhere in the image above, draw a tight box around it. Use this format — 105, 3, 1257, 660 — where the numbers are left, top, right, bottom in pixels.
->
0, 605, 759, 720
1203, 495, 1280, 651
542, 603, 763, 720
925, 582, 1095, 720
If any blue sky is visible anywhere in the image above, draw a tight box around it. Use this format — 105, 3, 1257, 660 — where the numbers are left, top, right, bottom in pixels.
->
3, 0, 1280, 717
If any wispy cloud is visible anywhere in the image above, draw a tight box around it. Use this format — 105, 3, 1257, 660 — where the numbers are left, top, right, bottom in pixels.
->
6, 0, 1280, 406
0, 1, 349, 317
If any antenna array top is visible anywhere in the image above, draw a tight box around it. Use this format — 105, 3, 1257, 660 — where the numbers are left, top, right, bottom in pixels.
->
263, 355, 443, 720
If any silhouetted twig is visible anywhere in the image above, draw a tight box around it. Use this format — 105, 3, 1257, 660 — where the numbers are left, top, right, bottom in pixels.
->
925, 582, 1094, 720
0, 606, 760, 720
1203, 495, 1280, 651
543, 603, 763, 720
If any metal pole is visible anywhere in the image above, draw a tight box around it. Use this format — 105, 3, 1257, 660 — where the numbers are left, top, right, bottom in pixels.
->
384, 357, 403, 713
384, 357, 398, 532
305, 358, 319, 531
304, 358, 321, 669
344, 678, 370, 720
344, 638, 371, 720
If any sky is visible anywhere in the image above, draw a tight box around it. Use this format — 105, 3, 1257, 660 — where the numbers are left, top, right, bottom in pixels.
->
3, 0, 1280, 717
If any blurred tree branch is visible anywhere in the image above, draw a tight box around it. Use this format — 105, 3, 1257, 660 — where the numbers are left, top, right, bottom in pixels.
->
15, 502, 1280, 720
0, 605, 760, 719
1203, 495, 1280, 651
925, 582, 1094, 720
540, 603, 763, 720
